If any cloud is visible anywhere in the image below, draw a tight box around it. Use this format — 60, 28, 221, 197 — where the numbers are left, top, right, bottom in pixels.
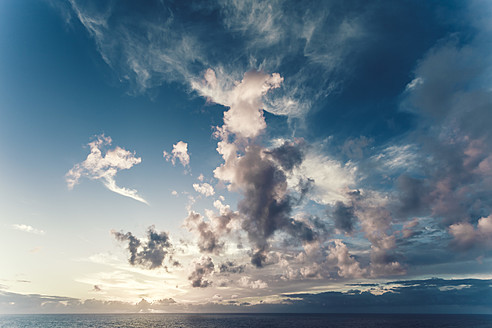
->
112, 226, 175, 269
66, 134, 148, 204
67, 1, 368, 118
326, 239, 366, 279
449, 215, 492, 250
184, 207, 238, 254
218, 261, 245, 274
189, 256, 215, 288
3, 278, 492, 314
11, 224, 45, 235
290, 149, 356, 205
184, 211, 225, 254
332, 201, 357, 234
238, 276, 268, 289
163, 141, 190, 167
193, 183, 215, 197
192, 71, 342, 268
194, 70, 283, 138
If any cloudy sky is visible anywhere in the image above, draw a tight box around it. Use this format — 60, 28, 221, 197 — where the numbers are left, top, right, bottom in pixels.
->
1, 0, 492, 314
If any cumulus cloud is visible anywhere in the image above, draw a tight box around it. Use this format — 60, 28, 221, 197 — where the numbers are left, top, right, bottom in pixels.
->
193, 183, 215, 197
189, 256, 215, 288
194, 70, 283, 138
163, 141, 190, 167
449, 215, 492, 250
66, 134, 147, 204
191, 70, 338, 268
184, 211, 225, 254
11, 224, 45, 235
112, 226, 175, 269
184, 205, 238, 254
326, 239, 366, 279
238, 276, 268, 289
218, 261, 245, 274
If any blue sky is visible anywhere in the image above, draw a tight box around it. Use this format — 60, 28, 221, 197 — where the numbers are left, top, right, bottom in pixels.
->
1, 0, 492, 313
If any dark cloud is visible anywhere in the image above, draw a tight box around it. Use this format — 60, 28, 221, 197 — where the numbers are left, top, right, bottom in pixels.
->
189, 256, 215, 288
184, 208, 239, 255
267, 140, 304, 171
231, 144, 318, 267
332, 201, 357, 233
112, 226, 173, 269
395, 175, 431, 218
184, 211, 224, 254
219, 261, 245, 274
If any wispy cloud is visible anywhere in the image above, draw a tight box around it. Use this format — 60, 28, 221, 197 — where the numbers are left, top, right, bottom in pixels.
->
11, 224, 45, 235
66, 134, 148, 204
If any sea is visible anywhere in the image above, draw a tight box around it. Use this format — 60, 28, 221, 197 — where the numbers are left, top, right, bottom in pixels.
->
1, 313, 492, 328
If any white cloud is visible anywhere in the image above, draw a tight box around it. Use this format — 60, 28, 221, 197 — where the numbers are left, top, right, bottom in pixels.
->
192, 183, 215, 197
405, 77, 424, 91
171, 190, 178, 196
373, 144, 419, 171
238, 276, 268, 289
65, 134, 148, 204
164, 141, 190, 167
193, 69, 283, 138
11, 224, 45, 235
449, 215, 492, 249
290, 150, 357, 205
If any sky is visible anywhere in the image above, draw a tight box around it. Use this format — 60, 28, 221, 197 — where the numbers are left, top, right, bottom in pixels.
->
1, 0, 492, 314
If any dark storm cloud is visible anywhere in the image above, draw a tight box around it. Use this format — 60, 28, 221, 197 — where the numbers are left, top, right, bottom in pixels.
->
112, 226, 173, 269
189, 256, 215, 288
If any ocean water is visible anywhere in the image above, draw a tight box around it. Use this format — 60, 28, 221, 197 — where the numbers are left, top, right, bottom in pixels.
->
1, 313, 491, 328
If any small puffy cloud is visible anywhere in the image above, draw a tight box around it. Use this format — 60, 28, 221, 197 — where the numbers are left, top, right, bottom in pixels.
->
192, 183, 215, 197
171, 190, 178, 196
66, 134, 147, 204
405, 76, 424, 91
449, 215, 492, 250
238, 276, 268, 289
163, 141, 190, 167
189, 256, 214, 288
112, 226, 175, 269
11, 224, 45, 235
